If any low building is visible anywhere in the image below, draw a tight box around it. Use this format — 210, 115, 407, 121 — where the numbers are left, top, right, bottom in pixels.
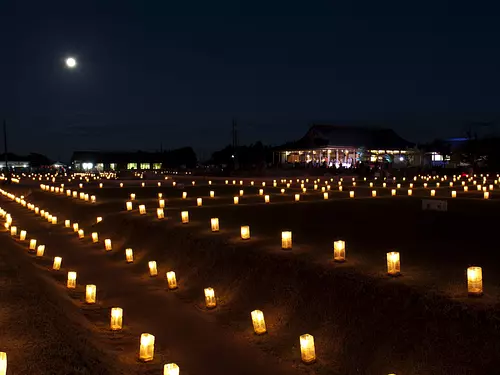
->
71, 148, 197, 172
275, 124, 416, 168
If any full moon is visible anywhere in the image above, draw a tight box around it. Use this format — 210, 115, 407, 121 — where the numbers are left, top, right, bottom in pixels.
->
65, 57, 77, 68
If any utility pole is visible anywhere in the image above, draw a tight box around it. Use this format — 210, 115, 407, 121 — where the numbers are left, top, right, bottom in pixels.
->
3, 120, 9, 183
232, 119, 239, 170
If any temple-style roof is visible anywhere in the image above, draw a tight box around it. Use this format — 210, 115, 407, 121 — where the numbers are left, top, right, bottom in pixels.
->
279, 124, 414, 150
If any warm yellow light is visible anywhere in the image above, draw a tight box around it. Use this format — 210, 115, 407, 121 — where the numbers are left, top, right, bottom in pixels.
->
163, 363, 180, 375
124, 248, 134, 263
241, 225, 250, 240
166, 271, 177, 290
300, 334, 316, 364
157, 208, 165, 219
149, 261, 158, 276
333, 240, 346, 262
65, 219, 71, 228
120, 182, 123, 188
233, 196, 239, 205
86, 284, 96, 303
130, 193, 136, 200
369, 182, 373, 188
0, 352, 6, 375
387, 252, 401, 276
391, 189, 396, 196
139, 333, 155, 362
67, 271, 77, 288
372, 190, 377, 197
281, 188, 285, 194
105, 239, 112, 251
97, 216, 102, 223
78, 229, 84, 239
295, 194, 300, 202
197, 198, 202, 206
92, 232, 99, 243
182, 191, 187, 199
382, 182, 386, 188
484, 191, 490, 199
72, 191, 78, 198
409, 183, 414, 188
29, 239, 37, 250
489, 184, 494, 190
91, 195, 96, 203
20, 230, 27, 241
208, 180, 212, 185
251, 310, 267, 335
281, 231, 292, 249
407, 189, 412, 196
110, 307, 123, 330
323, 192, 329, 200
51, 216, 57, 224
436, 182, 440, 188
10, 226, 16, 236
464, 186, 469, 192
204, 287, 216, 308
477, 185, 482, 191
36, 245, 45, 257
53, 256, 62, 270
264, 195, 270, 203
99, 183, 103, 188
210, 190, 215, 198
139, 205, 146, 215
210, 218, 219, 232
181, 211, 189, 223
451, 190, 457, 198
467, 266, 483, 296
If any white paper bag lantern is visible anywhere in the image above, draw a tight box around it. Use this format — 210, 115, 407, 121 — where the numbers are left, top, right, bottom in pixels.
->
86, 285, 96, 303
53, 256, 62, 270
181, 211, 189, 223
67, 271, 77, 288
387, 252, 400, 276
204, 287, 216, 309
166, 271, 178, 290
300, 334, 316, 364
281, 231, 292, 249
163, 363, 179, 375
251, 310, 267, 335
149, 261, 158, 276
211, 218, 219, 232
110, 307, 123, 330
333, 240, 346, 262
105, 239, 112, 251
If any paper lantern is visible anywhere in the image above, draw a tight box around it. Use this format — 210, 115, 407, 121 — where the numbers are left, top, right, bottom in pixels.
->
333, 240, 346, 262
181, 211, 189, 223
0, 352, 6, 375
182, 192, 187, 199
409, 183, 414, 188
391, 189, 396, 196
464, 186, 469, 192
92, 232, 99, 243
80, 192, 85, 200
120, 182, 123, 188
251, 310, 267, 335
67, 271, 77, 288
139, 333, 155, 362
50, 215, 57, 224
130, 193, 136, 200
281, 188, 285, 194
204, 287, 216, 309
29, 239, 37, 250
208, 180, 212, 185
436, 182, 440, 188
211, 218, 219, 232
20, 230, 27, 241
126, 201, 133, 211
369, 182, 373, 188
197, 198, 202, 206
323, 192, 329, 200
86, 285, 96, 303
105, 239, 112, 251
348, 191, 354, 198
72, 191, 77, 198
467, 266, 483, 296
10, 226, 16, 236
451, 191, 457, 198
449, 182, 453, 187
387, 252, 401, 276
484, 191, 490, 199
123, 249, 134, 263
258, 189, 264, 196
382, 182, 386, 188
66, 190, 71, 196
172, 182, 176, 187
53, 256, 62, 270
372, 190, 377, 197
158, 199, 165, 209
264, 195, 270, 203
210, 191, 215, 198
300, 334, 316, 364
99, 183, 103, 188
138, 205, 146, 215
96, 216, 102, 223
233, 196, 239, 205
489, 184, 494, 190
164, 363, 180, 375
73, 223, 79, 232
157, 208, 165, 219
239, 190, 244, 197
423, 183, 427, 188
65, 219, 71, 228
295, 194, 300, 202
166, 271, 177, 290
149, 261, 158, 276
78, 229, 84, 239
477, 185, 482, 191
79, 183, 83, 189
36, 245, 45, 257
241, 225, 250, 240
281, 231, 292, 249
35, 207, 40, 214
407, 189, 412, 196
430, 189, 436, 197
110, 307, 123, 330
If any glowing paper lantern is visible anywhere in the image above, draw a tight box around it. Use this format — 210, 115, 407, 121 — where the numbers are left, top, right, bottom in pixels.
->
125, 248, 134, 263
210, 191, 215, 198
239, 190, 244, 196
295, 194, 300, 202
67, 271, 77, 288
241, 225, 250, 240
0, 352, 6, 375
323, 192, 329, 200
264, 195, 270, 203
139, 205, 146, 215
139, 333, 155, 362
126, 201, 133, 212
86, 285, 96, 303
251, 310, 267, 335
281, 231, 292, 249
372, 190, 377, 197
73, 223, 79, 232
181, 211, 189, 223
464, 186, 469, 192
382, 182, 386, 188
72, 191, 77, 198
451, 191, 457, 198
423, 183, 427, 188
92, 232, 99, 243
387, 252, 401, 276
182, 192, 187, 199
10, 226, 16, 236
369, 182, 373, 188
391, 189, 396, 196
90, 195, 96, 203
53, 256, 62, 270
120, 182, 123, 188
35, 244, 45, 257
407, 189, 412, 196
20, 230, 27, 241
349, 191, 355, 198
110, 307, 123, 330
204, 287, 216, 309
65, 219, 71, 228
149, 261, 158, 276
333, 240, 346, 262
467, 267, 483, 296
166, 271, 177, 290
97, 216, 102, 223
29, 239, 37, 250
105, 239, 112, 251
78, 229, 84, 239
338, 186, 343, 192
211, 218, 219, 232
477, 185, 482, 191
157, 208, 165, 219
300, 334, 316, 364
436, 182, 440, 188
259, 189, 264, 196
484, 191, 490, 199
51, 216, 57, 224
164, 363, 180, 375
159, 199, 165, 208
99, 183, 103, 188
197, 198, 202, 206
281, 188, 285, 194
409, 183, 414, 188
233, 196, 239, 205
431, 189, 436, 197
130, 193, 136, 200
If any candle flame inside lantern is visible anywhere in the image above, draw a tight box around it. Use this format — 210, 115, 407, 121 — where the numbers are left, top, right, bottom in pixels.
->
251, 310, 267, 335
110, 307, 123, 330
467, 266, 483, 296
241, 225, 250, 240
86, 284, 96, 303
181, 211, 189, 223
166, 271, 177, 290
125, 248, 134, 263
387, 252, 401, 276
53, 256, 62, 270
233, 196, 239, 205
157, 208, 165, 219
139, 333, 155, 362
204, 287, 216, 309
148, 261, 158, 276
281, 231, 292, 249
300, 334, 316, 364
211, 218, 219, 232
105, 239, 112, 251
67, 271, 77, 288
333, 240, 346, 262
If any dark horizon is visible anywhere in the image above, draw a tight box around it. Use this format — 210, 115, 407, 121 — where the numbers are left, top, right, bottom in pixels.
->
4, 0, 500, 161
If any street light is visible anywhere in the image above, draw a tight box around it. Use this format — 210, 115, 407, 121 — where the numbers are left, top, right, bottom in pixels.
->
65, 57, 77, 68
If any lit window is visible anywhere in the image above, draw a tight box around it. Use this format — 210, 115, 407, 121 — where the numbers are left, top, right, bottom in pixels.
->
153, 163, 162, 170
431, 153, 444, 161
140, 163, 151, 170
96, 163, 104, 171
82, 162, 93, 170
127, 163, 138, 170
110, 163, 116, 170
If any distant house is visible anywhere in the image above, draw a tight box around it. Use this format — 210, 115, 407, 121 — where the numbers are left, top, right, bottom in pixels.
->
275, 124, 416, 168
0, 153, 52, 170
71, 148, 197, 172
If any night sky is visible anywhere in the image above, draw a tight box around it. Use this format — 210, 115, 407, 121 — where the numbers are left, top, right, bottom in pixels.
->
4, 1, 500, 161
